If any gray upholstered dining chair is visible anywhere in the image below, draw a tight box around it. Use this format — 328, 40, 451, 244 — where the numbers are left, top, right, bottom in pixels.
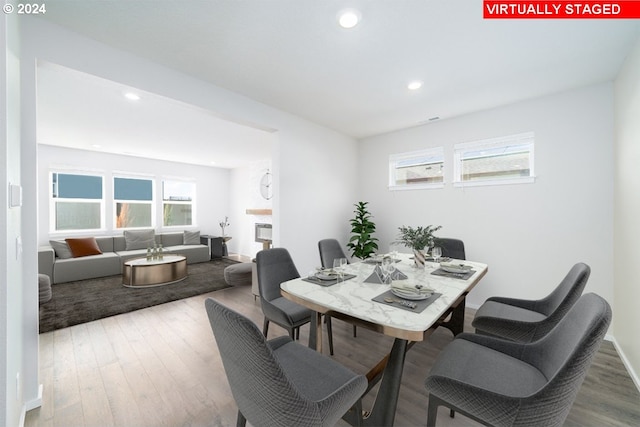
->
204, 298, 367, 427
425, 293, 611, 427
257, 247, 334, 355
318, 238, 350, 269
318, 238, 358, 340
472, 262, 590, 343
433, 237, 466, 260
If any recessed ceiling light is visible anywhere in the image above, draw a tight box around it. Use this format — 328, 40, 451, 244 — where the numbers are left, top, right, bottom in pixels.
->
91, 144, 101, 148
338, 9, 361, 29
124, 92, 140, 101
408, 81, 423, 91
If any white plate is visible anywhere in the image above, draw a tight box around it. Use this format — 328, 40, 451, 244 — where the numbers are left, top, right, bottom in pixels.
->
440, 263, 472, 274
316, 273, 337, 281
391, 288, 432, 301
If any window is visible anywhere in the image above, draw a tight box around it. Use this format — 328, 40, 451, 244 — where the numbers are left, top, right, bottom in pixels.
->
162, 180, 195, 227
389, 147, 444, 191
454, 132, 534, 187
114, 177, 154, 229
51, 172, 104, 231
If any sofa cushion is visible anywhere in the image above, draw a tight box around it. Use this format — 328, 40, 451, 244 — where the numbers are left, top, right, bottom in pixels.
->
54, 252, 122, 283
124, 229, 155, 250
50, 240, 73, 259
66, 237, 103, 258
184, 230, 200, 245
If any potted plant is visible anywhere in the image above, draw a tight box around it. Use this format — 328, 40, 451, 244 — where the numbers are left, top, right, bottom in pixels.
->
347, 202, 379, 259
395, 225, 442, 267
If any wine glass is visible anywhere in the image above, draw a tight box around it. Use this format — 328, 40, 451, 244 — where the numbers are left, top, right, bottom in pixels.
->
333, 258, 347, 282
431, 246, 442, 265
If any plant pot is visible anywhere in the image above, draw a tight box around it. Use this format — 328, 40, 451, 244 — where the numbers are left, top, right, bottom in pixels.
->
413, 249, 426, 268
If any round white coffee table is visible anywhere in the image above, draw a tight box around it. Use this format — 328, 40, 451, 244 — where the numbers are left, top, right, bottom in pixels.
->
123, 255, 187, 287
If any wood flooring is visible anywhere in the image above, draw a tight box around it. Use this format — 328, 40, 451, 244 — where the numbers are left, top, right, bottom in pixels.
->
25, 284, 640, 427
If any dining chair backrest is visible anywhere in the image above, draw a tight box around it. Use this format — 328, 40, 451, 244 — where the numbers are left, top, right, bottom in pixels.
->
433, 238, 466, 260
318, 239, 349, 268
204, 298, 323, 426
256, 248, 300, 302
426, 293, 611, 427
534, 262, 590, 318
517, 293, 610, 423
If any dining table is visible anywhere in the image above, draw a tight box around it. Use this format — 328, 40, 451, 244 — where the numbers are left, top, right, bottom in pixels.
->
280, 253, 488, 427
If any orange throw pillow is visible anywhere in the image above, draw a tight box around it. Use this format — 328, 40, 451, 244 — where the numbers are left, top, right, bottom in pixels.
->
65, 237, 103, 258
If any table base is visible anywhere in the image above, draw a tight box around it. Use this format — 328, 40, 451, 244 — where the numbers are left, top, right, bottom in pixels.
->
311, 294, 469, 427
123, 257, 188, 287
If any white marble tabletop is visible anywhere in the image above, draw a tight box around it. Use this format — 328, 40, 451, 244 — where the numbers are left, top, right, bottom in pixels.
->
281, 253, 488, 341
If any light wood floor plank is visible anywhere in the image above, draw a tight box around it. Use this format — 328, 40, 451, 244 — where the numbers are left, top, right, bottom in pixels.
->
26, 283, 640, 427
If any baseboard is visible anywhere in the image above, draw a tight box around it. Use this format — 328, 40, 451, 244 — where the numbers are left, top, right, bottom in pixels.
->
25, 383, 43, 410
611, 336, 640, 394
18, 384, 42, 427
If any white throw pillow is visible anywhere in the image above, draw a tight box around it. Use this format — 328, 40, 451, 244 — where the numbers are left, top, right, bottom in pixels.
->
49, 240, 73, 259
183, 230, 201, 245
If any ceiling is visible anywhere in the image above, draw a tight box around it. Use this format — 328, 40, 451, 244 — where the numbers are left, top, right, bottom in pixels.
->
37, 62, 276, 169
35, 1, 640, 166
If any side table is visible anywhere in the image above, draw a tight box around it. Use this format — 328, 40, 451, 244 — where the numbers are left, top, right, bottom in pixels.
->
200, 235, 231, 259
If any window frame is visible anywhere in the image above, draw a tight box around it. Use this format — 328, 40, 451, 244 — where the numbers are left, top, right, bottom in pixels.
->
49, 171, 105, 233
388, 147, 445, 191
161, 179, 196, 228
453, 132, 535, 188
113, 175, 155, 230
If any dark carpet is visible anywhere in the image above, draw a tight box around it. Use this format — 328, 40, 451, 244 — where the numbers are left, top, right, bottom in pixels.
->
39, 258, 239, 333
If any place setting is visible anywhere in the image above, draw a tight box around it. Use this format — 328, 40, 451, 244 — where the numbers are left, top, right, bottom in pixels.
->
303, 258, 357, 286
430, 261, 476, 280
372, 279, 441, 312
367, 256, 442, 312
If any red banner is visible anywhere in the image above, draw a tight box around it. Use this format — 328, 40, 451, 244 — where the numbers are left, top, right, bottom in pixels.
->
484, 1, 640, 18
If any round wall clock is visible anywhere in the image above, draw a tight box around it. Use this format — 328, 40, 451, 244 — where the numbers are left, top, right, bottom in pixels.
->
260, 171, 273, 200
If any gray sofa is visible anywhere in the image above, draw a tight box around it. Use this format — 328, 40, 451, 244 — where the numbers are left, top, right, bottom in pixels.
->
38, 231, 210, 284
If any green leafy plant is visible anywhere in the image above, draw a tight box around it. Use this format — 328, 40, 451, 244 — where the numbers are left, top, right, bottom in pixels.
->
347, 202, 379, 259
395, 225, 442, 250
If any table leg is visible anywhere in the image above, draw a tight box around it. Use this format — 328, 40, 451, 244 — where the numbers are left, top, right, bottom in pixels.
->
308, 311, 323, 352
441, 295, 466, 337
362, 338, 408, 427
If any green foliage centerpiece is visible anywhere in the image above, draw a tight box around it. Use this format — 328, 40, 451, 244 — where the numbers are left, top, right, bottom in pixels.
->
347, 202, 379, 260
396, 225, 442, 267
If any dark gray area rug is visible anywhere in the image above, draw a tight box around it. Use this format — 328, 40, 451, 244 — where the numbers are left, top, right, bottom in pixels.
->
39, 258, 239, 333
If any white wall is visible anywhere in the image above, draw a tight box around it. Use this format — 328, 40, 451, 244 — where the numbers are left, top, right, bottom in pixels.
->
228, 158, 273, 259
18, 15, 359, 410
2, 7, 26, 427
22, 18, 359, 270
614, 36, 640, 389
37, 145, 230, 245
359, 84, 614, 311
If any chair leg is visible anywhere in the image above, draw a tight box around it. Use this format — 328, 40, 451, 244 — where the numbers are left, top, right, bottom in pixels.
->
353, 325, 357, 337
236, 410, 247, 427
426, 394, 441, 427
262, 318, 269, 337
326, 315, 334, 356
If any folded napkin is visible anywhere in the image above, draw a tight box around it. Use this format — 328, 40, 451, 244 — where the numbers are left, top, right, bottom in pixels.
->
364, 265, 408, 284
391, 280, 434, 296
